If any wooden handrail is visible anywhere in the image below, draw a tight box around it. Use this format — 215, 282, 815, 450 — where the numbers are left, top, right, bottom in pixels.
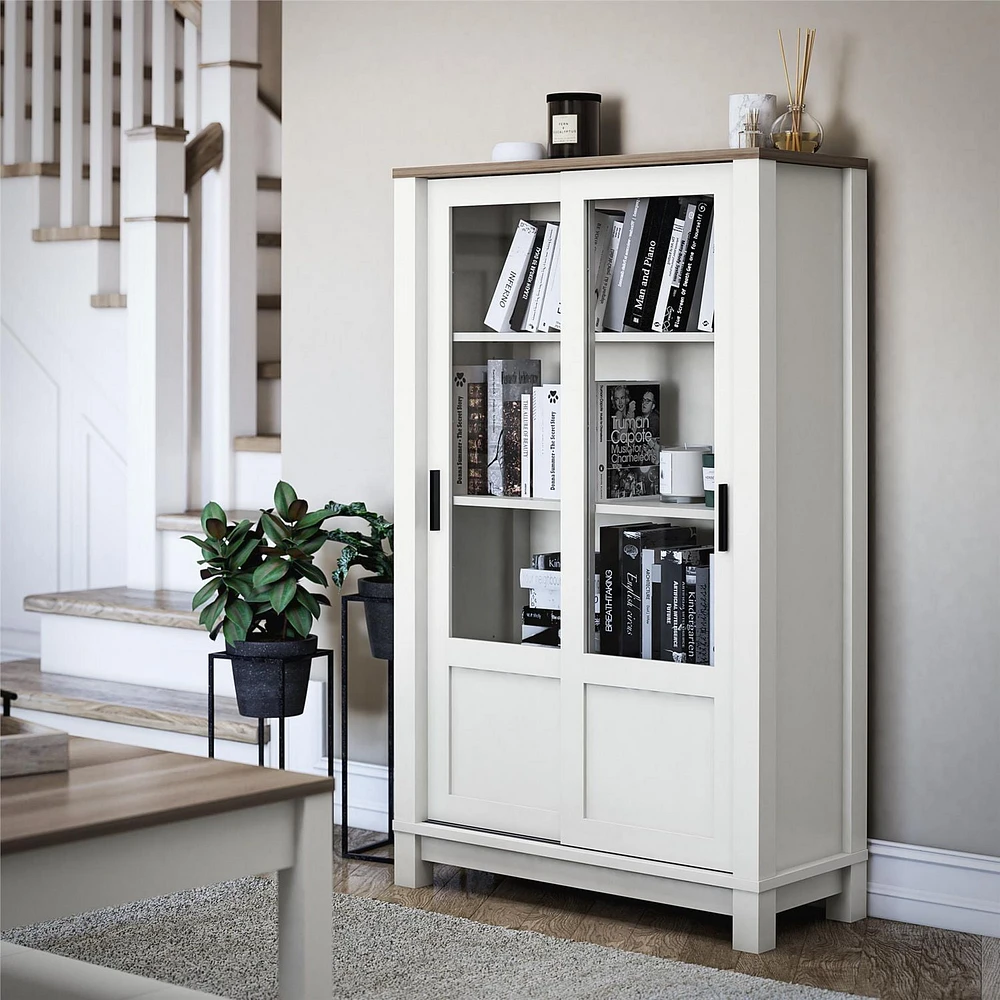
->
170, 0, 202, 28
185, 121, 222, 191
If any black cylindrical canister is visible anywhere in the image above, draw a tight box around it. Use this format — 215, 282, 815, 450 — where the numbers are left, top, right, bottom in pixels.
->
546, 92, 601, 158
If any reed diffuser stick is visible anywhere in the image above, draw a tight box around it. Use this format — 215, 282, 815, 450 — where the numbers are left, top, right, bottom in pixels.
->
778, 30, 794, 107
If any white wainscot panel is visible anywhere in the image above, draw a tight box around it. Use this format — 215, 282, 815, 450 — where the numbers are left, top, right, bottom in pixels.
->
449, 666, 559, 812
584, 685, 715, 837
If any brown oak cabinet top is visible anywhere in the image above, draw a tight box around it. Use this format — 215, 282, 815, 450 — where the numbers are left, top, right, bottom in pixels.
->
392, 147, 868, 180
1, 738, 332, 855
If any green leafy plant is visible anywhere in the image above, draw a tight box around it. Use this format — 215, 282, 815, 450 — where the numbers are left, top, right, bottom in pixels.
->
324, 502, 394, 587
185, 482, 339, 644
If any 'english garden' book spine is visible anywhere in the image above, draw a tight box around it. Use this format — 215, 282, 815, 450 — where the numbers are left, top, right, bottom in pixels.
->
484, 220, 537, 333
525, 223, 560, 333
604, 198, 649, 332
538, 228, 562, 333
467, 380, 487, 495
671, 197, 714, 332
520, 392, 532, 498
486, 359, 542, 497
626, 197, 669, 330
652, 200, 695, 332
531, 384, 560, 499
698, 225, 716, 333
452, 364, 487, 495
594, 218, 624, 333
509, 223, 547, 332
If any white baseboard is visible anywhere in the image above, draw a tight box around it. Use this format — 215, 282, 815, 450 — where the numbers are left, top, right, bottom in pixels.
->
1, 628, 40, 659
314, 757, 390, 835
868, 839, 1000, 937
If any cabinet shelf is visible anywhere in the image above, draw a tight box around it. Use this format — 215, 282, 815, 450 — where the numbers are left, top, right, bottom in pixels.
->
453, 332, 560, 343
595, 496, 715, 521
595, 332, 714, 344
454, 495, 560, 512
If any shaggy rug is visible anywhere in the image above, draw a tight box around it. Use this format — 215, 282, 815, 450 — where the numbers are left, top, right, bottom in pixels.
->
3, 877, 854, 1000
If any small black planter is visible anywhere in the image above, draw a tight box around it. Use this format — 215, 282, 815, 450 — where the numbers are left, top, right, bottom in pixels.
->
357, 578, 393, 661
226, 634, 317, 718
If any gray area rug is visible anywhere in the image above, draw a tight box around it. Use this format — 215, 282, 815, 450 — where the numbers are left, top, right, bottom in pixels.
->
4, 877, 853, 1000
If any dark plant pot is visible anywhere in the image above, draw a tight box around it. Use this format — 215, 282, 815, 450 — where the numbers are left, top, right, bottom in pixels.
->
357, 578, 393, 661
226, 634, 317, 718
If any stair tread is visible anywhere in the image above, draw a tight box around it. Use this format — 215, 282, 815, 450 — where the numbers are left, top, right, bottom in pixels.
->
157, 509, 262, 532
0, 659, 267, 745
257, 176, 281, 191
258, 360, 281, 380
257, 232, 281, 248
24, 586, 202, 630
234, 435, 281, 453
33, 226, 120, 242
257, 294, 281, 310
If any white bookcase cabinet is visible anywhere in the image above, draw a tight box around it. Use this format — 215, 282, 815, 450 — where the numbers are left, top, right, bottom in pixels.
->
392, 149, 868, 953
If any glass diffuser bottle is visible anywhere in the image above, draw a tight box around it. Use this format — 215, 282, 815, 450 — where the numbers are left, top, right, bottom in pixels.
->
771, 103, 824, 153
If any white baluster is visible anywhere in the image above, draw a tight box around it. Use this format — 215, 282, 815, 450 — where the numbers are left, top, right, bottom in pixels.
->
151, 0, 176, 126
89, 0, 114, 226
183, 17, 200, 135
58, 0, 84, 225
30, 0, 55, 163
2, 0, 28, 164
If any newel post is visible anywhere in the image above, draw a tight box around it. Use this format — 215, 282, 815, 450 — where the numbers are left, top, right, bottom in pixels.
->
124, 126, 189, 591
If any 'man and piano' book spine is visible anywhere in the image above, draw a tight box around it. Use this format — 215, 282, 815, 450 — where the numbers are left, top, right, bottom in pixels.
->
626, 197, 669, 330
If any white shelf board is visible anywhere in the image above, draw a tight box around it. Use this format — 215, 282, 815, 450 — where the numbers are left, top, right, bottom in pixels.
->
595, 496, 715, 521
454, 495, 560, 512
453, 332, 560, 343
595, 332, 714, 344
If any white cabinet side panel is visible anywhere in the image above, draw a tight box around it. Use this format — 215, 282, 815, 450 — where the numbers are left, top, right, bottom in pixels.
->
773, 164, 846, 871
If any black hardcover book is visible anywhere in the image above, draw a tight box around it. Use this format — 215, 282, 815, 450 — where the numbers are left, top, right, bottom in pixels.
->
522, 606, 561, 646
694, 564, 711, 664
598, 522, 656, 656
509, 223, 547, 332
657, 545, 712, 661
660, 197, 694, 332
633, 197, 681, 331
531, 552, 562, 570
620, 525, 697, 658
671, 197, 714, 332
651, 566, 662, 659
685, 566, 698, 662
625, 197, 668, 330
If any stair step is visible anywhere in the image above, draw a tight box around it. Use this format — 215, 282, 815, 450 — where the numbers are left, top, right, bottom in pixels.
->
258, 360, 281, 380
257, 294, 281, 310
157, 509, 262, 532
234, 435, 281, 453
2, 54, 184, 83
257, 176, 281, 191
24, 586, 201, 630
0, 659, 267, 745
257, 231, 281, 248
91, 293, 127, 308
33, 225, 120, 242
17, 106, 185, 129
1, 162, 122, 181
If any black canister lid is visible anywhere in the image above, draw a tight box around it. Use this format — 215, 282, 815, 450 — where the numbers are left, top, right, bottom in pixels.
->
546, 92, 602, 103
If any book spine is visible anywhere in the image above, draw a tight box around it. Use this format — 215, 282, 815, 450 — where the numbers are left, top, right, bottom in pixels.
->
651, 562, 662, 659
503, 396, 523, 495
588, 212, 614, 331
467, 380, 487, 495
529, 586, 561, 610
685, 565, 698, 662
452, 367, 469, 496
509, 224, 546, 332
594, 218, 624, 333
695, 564, 711, 665
596, 383, 607, 499
626, 197, 669, 330
708, 553, 716, 665
519, 568, 561, 590
651, 203, 689, 332
538, 229, 562, 333
665, 559, 686, 661
604, 198, 649, 332
697, 225, 716, 333
597, 525, 621, 655
641, 548, 656, 659
522, 607, 561, 627
525, 223, 559, 333
672, 198, 714, 332
531, 552, 561, 570
621, 547, 644, 658
532, 385, 560, 499
520, 392, 532, 498
486, 360, 504, 496
661, 200, 697, 332
484, 220, 537, 333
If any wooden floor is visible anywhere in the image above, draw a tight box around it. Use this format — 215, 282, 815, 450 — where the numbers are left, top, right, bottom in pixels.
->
334, 829, 998, 1000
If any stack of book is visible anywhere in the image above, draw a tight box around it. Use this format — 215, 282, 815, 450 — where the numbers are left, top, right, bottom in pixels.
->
597, 523, 714, 663
520, 552, 560, 647
485, 219, 563, 334
453, 362, 560, 499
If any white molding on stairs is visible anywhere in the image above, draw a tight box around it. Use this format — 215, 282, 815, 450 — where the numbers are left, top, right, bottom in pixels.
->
867, 838, 1000, 937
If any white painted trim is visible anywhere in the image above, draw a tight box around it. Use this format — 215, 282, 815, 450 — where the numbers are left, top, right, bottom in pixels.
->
315, 757, 390, 834
867, 838, 1000, 937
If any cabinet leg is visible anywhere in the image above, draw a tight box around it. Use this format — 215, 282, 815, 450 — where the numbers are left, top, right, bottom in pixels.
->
826, 860, 867, 922
732, 888, 776, 953
393, 833, 433, 888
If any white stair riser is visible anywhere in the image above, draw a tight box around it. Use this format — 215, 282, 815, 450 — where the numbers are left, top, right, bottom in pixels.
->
235, 449, 281, 509
258, 244, 280, 295
257, 187, 280, 232
160, 527, 208, 593
258, 375, 281, 436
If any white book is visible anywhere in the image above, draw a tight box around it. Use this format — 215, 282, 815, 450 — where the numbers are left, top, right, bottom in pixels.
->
519, 568, 561, 591
520, 392, 532, 498
451, 364, 487, 495
538, 228, 562, 333
698, 225, 716, 332
588, 212, 615, 331
525, 223, 559, 333
529, 586, 561, 610
641, 549, 658, 659
484, 220, 538, 333
594, 218, 624, 333
531, 384, 560, 499
652, 203, 695, 333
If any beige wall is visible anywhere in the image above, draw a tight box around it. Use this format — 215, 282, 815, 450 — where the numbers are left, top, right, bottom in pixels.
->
282, 1, 1000, 856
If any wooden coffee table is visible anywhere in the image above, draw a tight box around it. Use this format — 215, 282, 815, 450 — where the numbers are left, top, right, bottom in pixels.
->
1, 737, 333, 999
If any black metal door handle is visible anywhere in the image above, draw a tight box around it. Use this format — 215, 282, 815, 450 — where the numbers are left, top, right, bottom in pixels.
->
718, 483, 729, 552
429, 470, 440, 531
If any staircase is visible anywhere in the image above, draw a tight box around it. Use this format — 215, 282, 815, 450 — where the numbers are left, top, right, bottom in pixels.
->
0, 1, 312, 771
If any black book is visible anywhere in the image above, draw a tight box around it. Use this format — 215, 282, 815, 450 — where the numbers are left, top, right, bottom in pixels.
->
598, 521, 656, 656
522, 606, 561, 646
621, 524, 697, 658
625, 197, 669, 330
531, 552, 562, 570
633, 197, 682, 331
693, 564, 711, 664
509, 223, 547, 332
657, 545, 712, 661
671, 197, 714, 332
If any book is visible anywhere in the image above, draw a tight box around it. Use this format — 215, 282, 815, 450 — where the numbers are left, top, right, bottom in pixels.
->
693, 563, 711, 665
538, 228, 562, 333
452, 365, 487, 495
648, 558, 662, 659
520, 391, 532, 498
697, 225, 715, 333
484, 220, 538, 333
604, 198, 649, 332
625, 197, 671, 330
651, 200, 695, 333
522, 607, 561, 646
596, 382, 661, 499
467, 380, 487, 495
597, 521, 656, 656
594, 217, 624, 333
486, 359, 542, 497
519, 568, 561, 590
531, 552, 561, 570
531, 384, 560, 499
657, 545, 712, 662
529, 587, 560, 610
670, 197, 714, 332
509, 223, 547, 332
709, 552, 715, 665
525, 222, 560, 333
589, 211, 618, 330
621, 525, 697, 658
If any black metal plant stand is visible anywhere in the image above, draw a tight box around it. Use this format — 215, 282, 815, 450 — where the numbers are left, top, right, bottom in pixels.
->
206, 648, 335, 777
1, 688, 16, 716
341, 593, 394, 863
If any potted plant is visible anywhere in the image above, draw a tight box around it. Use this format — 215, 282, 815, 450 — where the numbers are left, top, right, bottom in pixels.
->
185, 482, 338, 718
325, 502, 394, 660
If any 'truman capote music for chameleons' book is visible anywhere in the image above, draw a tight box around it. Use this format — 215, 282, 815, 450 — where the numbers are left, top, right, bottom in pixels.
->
596, 382, 661, 499
487, 359, 542, 497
